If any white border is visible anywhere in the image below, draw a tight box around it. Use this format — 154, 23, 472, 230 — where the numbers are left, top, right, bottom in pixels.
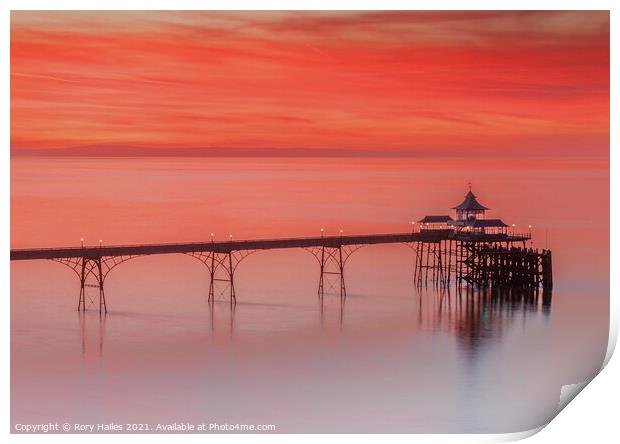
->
2, 1, 616, 443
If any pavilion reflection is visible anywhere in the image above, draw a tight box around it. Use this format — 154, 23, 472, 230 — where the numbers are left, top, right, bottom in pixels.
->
418, 285, 553, 358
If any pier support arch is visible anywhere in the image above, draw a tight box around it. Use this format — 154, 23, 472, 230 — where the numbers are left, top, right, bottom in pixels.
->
185, 249, 256, 305
306, 244, 362, 300
52, 254, 140, 314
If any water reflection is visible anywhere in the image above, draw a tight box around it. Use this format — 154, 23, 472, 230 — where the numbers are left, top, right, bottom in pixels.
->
418, 286, 553, 359
76, 286, 552, 359
78, 311, 106, 358
318, 292, 347, 333
207, 301, 236, 338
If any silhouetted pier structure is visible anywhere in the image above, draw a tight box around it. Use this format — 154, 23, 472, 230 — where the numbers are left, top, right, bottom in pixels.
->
10, 188, 553, 313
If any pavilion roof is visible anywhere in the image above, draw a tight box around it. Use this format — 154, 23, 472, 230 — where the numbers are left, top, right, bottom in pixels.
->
418, 215, 454, 224
466, 219, 508, 228
452, 190, 489, 211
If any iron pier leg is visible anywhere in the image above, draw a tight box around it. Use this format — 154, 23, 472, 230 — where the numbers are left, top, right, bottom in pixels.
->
228, 251, 236, 306
208, 252, 215, 303
420, 242, 427, 286
78, 257, 86, 312
340, 246, 347, 299
318, 246, 325, 300
315, 244, 354, 300
424, 242, 431, 285
96, 258, 107, 315
195, 249, 250, 305
413, 242, 419, 285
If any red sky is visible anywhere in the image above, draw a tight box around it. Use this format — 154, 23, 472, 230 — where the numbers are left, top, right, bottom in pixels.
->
10, 11, 610, 157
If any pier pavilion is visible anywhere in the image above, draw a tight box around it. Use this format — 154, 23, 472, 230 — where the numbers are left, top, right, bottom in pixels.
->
418, 188, 510, 236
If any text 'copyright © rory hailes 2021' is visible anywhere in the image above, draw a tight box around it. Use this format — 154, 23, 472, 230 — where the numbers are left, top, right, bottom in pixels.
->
13, 422, 277, 433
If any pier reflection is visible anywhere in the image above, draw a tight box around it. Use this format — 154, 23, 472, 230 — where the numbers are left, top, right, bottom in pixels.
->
207, 301, 236, 338
318, 293, 346, 333
78, 311, 106, 358
418, 286, 552, 358
76, 286, 551, 357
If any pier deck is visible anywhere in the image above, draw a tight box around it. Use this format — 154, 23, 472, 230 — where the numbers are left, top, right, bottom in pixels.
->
10, 231, 530, 261
10, 230, 545, 314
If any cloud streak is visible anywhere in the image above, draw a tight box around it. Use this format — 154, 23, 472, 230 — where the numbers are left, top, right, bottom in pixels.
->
10, 11, 609, 157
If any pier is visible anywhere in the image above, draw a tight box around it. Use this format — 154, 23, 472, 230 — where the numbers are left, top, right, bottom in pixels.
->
10, 188, 553, 313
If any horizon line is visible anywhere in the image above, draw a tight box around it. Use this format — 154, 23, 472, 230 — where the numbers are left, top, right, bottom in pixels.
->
9, 145, 610, 160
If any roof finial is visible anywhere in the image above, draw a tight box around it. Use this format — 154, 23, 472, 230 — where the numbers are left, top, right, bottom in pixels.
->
468, 181, 472, 192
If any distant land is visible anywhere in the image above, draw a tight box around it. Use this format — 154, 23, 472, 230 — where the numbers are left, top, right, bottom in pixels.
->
11, 145, 457, 158
9, 145, 609, 159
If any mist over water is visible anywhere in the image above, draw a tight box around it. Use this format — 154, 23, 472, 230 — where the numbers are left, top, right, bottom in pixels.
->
11, 157, 609, 432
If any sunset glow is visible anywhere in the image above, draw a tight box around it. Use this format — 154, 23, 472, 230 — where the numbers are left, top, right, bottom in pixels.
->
10, 11, 609, 157
10, 10, 611, 434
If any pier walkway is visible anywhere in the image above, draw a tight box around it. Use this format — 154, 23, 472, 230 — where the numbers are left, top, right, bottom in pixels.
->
10, 230, 544, 314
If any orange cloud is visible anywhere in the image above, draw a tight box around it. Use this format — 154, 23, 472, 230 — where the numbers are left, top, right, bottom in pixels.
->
10, 11, 610, 157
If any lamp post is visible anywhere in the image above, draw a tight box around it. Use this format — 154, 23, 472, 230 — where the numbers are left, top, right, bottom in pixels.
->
80, 237, 84, 248
210, 233, 214, 242
320, 228, 324, 238
99, 239, 103, 248
411, 221, 415, 234
512, 224, 516, 236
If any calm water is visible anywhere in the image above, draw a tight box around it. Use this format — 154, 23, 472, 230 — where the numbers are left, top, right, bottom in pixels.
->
10, 157, 609, 433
